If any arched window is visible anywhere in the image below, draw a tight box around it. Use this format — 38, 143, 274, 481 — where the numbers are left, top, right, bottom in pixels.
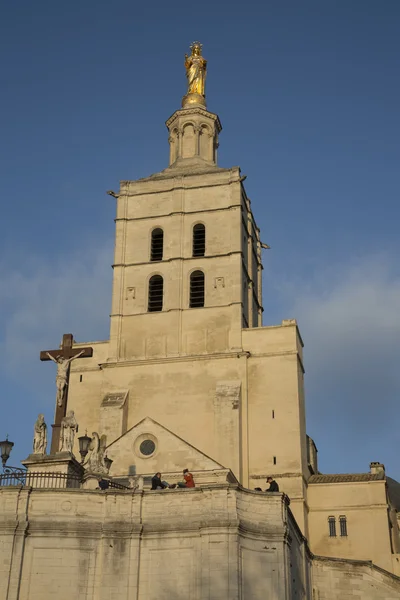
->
148, 275, 163, 312
151, 228, 164, 262
190, 270, 205, 308
192, 224, 205, 257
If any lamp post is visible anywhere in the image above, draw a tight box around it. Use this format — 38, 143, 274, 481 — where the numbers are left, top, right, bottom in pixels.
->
104, 456, 113, 473
0, 436, 14, 468
0, 436, 27, 482
78, 433, 91, 463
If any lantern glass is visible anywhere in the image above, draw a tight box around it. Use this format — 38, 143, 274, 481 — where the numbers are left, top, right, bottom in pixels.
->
0, 437, 14, 467
78, 434, 91, 461
104, 456, 113, 473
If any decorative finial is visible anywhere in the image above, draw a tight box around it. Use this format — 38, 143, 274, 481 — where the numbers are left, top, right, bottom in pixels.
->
182, 41, 207, 109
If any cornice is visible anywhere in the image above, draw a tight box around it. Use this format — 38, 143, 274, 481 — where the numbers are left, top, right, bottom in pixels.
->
119, 170, 239, 194
166, 107, 222, 133
114, 202, 242, 220
112, 249, 242, 268
100, 348, 250, 369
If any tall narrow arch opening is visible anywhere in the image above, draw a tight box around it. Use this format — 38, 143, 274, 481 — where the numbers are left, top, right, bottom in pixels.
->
150, 228, 164, 262
192, 224, 205, 257
148, 275, 164, 312
190, 270, 205, 308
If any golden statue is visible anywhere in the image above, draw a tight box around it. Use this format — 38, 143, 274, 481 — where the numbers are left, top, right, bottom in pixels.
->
183, 42, 207, 107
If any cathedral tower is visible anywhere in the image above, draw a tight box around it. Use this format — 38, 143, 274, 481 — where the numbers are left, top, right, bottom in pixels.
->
66, 43, 310, 531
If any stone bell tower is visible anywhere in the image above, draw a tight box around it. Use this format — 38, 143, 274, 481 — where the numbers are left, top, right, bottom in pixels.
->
108, 42, 263, 363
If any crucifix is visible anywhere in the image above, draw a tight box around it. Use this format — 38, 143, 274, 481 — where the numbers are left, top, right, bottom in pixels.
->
40, 333, 93, 454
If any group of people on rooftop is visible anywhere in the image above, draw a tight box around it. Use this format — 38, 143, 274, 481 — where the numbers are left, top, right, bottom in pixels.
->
150, 471, 280, 493
151, 469, 195, 490
98, 471, 279, 493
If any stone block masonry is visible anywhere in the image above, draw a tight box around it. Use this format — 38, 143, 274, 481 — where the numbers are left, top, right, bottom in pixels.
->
1, 482, 399, 599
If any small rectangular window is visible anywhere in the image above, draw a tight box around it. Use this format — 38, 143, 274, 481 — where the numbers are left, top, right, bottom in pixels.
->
79, 375, 83, 382
272, 410, 275, 419
339, 516, 347, 537
328, 517, 336, 537
273, 456, 276, 465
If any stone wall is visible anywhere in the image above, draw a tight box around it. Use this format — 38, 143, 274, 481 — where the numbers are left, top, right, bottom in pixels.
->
0, 483, 310, 600
307, 479, 393, 572
2, 483, 400, 599
312, 556, 400, 600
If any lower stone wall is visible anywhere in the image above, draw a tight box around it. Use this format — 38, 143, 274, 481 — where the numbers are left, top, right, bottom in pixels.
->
2, 484, 399, 599
312, 556, 400, 600
0, 485, 309, 600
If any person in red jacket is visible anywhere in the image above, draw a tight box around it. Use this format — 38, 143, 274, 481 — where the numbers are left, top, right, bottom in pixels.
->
177, 468, 195, 488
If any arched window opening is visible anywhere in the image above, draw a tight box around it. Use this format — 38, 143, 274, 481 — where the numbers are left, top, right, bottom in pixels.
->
148, 275, 164, 312
192, 224, 205, 257
151, 228, 164, 262
190, 270, 205, 308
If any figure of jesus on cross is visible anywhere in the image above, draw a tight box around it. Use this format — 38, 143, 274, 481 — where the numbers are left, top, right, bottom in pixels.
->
46, 350, 85, 407
40, 333, 93, 453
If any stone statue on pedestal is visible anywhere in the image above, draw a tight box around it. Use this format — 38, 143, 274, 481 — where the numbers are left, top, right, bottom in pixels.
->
182, 42, 207, 108
83, 432, 109, 474
59, 410, 78, 453
33, 414, 47, 454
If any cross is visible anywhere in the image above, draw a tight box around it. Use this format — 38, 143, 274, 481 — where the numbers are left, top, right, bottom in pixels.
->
40, 334, 93, 454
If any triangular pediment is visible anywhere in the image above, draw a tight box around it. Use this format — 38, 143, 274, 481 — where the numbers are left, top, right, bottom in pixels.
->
106, 417, 224, 477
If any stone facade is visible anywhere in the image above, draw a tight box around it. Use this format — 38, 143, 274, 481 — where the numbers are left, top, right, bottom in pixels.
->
0, 482, 309, 600
308, 471, 400, 575
1, 481, 399, 600
312, 557, 400, 600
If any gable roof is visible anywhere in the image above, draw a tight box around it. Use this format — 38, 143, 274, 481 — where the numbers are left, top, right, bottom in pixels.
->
107, 416, 224, 467
309, 473, 385, 484
106, 416, 225, 475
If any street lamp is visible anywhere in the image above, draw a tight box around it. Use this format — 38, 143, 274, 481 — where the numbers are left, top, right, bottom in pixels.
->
0, 436, 26, 480
104, 456, 113, 473
78, 433, 91, 462
0, 436, 14, 468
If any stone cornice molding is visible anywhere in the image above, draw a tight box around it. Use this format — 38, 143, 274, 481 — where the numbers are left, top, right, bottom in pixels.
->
112, 249, 243, 268
114, 201, 242, 220
101, 348, 252, 369
166, 107, 222, 133
120, 170, 238, 192
109, 300, 243, 319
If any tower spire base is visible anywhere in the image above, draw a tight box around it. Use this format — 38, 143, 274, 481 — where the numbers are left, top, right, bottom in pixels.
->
182, 93, 206, 109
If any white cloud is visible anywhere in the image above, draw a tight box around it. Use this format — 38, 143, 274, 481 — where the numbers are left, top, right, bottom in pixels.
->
0, 237, 113, 387
272, 254, 400, 475
292, 256, 400, 390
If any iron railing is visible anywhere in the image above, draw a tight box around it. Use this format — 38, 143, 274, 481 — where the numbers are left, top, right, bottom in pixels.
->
0, 471, 81, 488
0, 471, 130, 490
108, 480, 130, 490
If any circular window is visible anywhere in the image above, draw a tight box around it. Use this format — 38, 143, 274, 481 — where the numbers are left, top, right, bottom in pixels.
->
139, 439, 156, 456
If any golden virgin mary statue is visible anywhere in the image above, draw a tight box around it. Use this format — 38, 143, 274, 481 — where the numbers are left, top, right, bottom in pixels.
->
183, 42, 207, 108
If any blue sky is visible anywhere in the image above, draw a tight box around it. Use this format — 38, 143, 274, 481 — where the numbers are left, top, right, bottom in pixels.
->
0, 1, 399, 479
